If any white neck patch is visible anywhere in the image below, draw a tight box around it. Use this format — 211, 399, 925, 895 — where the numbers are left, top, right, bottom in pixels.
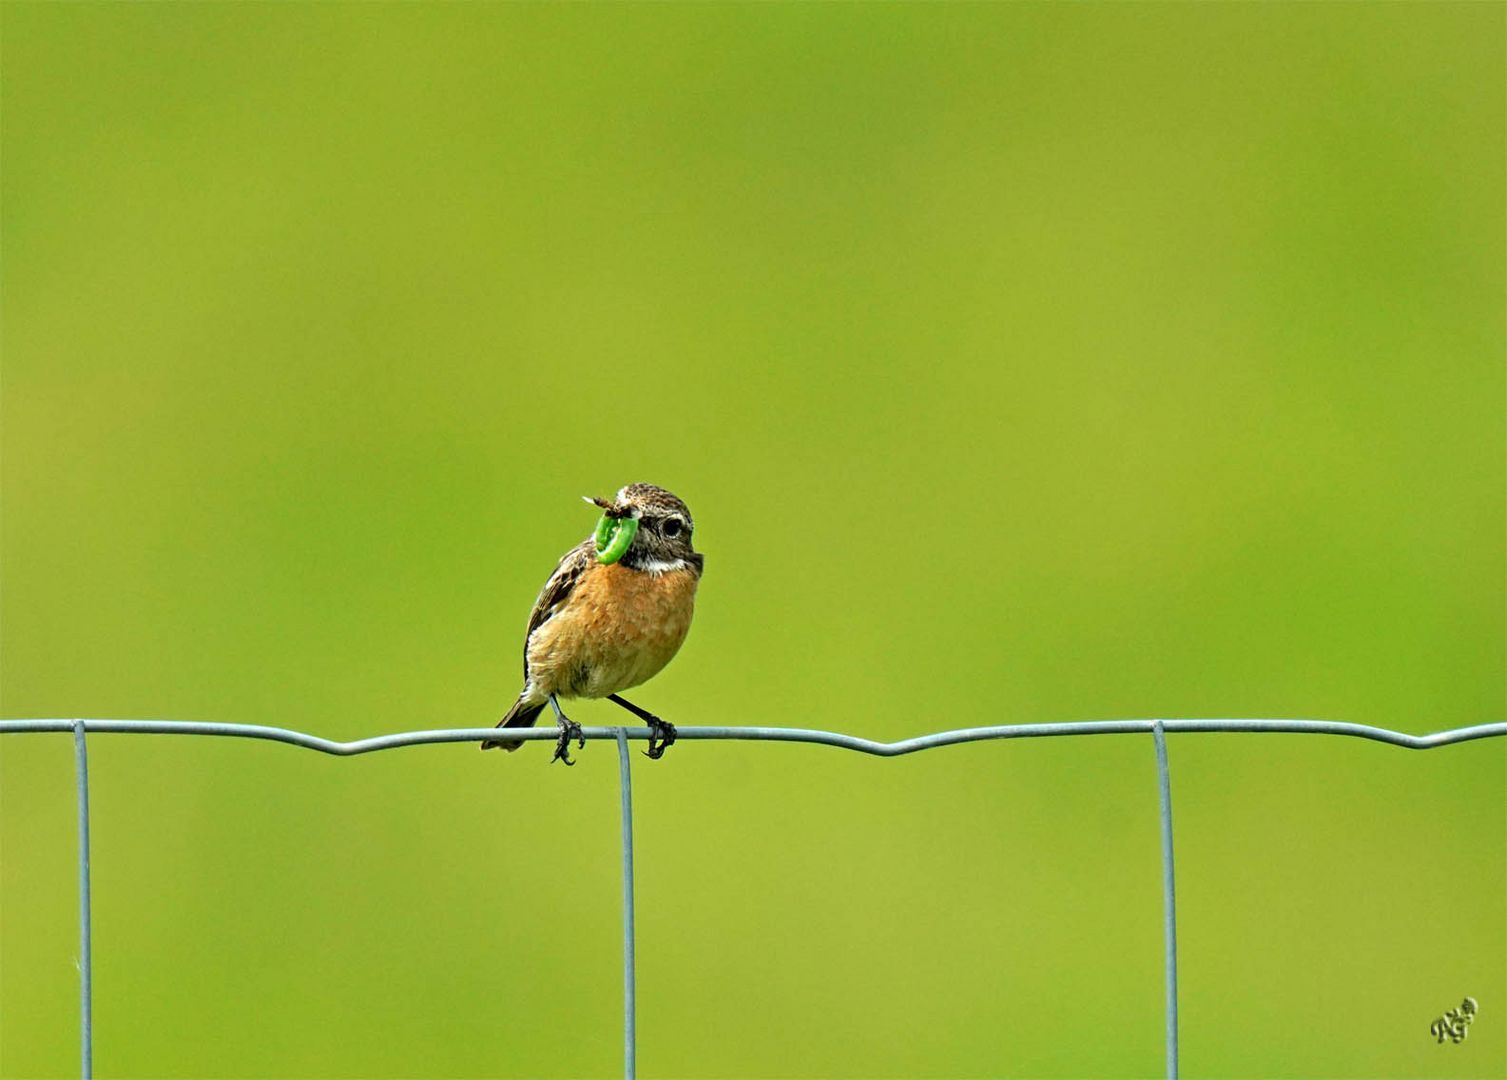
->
636, 557, 689, 576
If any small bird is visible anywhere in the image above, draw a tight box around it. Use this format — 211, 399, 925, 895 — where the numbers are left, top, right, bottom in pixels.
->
482, 483, 703, 762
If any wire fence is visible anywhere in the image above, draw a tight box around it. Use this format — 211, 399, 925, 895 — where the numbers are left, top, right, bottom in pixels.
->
3, 716, 1505, 1080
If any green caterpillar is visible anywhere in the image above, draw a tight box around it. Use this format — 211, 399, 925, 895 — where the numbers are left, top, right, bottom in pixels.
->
593, 513, 638, 565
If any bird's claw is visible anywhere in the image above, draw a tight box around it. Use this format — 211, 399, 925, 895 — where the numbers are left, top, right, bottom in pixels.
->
552, 717, 585, 766
643, 716, 677, 760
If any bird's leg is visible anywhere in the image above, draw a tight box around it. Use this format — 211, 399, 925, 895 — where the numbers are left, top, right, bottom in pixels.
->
607, 693, 678, 760
548, 694, 585, 766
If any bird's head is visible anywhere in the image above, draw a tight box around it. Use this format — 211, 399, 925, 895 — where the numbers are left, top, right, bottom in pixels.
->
585, 483, 699, 570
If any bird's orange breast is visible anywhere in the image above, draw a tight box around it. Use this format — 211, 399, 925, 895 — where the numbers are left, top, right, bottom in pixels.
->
527, 561, 699, 699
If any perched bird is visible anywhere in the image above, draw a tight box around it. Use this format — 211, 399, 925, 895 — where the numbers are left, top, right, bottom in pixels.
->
482, 483, 703, 762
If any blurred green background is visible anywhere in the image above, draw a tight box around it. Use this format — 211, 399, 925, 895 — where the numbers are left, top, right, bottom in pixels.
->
2, 3, 1503, 1078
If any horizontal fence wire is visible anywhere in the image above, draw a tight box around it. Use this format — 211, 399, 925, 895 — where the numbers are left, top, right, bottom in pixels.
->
4, 717, 1505, 751
4, 716, 1504, 1080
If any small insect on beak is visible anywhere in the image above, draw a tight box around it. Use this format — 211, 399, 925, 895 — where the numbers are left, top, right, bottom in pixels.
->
584, 495, 625, 517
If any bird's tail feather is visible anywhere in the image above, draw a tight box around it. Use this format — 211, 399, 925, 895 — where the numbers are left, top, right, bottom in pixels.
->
481, 697, 547, 752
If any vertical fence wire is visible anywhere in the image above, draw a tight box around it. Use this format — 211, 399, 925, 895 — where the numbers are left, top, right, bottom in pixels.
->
72, 721, 94, 1080
615, 729, 637, 1080
1152, 721, 1179, 1080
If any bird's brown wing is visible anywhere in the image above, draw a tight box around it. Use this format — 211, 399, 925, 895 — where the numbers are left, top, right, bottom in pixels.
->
522, 539, 594, 681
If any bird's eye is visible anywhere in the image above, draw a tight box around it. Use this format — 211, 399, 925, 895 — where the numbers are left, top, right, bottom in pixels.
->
662, 517, 684, 538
